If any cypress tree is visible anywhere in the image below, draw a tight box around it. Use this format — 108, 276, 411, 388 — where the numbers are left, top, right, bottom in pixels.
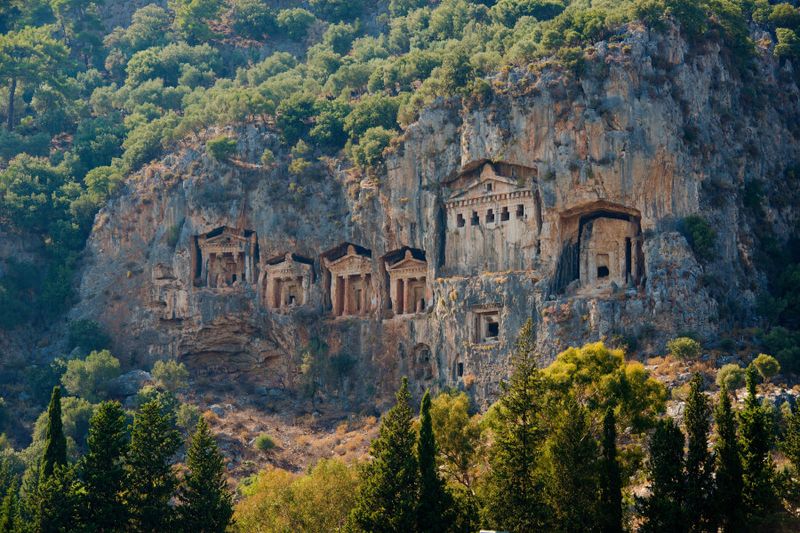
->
81, 400, 129, 531
482, 319, 549, 532
738, 365, 777, 523
347, 377, 419, 532
40, 386, 67, 481
714, 383, 744, 532
683, 373, 714, 531
176, 417, 233, 532
545, 395, 600, 532
416, 389, 454, 533
639, 418, 685, 533
123, 399, 181, 532
0, 480, 19, 533
599, 408, 623, 533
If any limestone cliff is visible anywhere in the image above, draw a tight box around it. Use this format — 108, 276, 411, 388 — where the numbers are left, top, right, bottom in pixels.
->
73, 24, 800, 409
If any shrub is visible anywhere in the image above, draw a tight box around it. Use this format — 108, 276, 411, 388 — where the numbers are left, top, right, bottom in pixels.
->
682, 215, 717, 262
348, 127, 395, 169
206, 135, 238, 161
67, 319, 110, 353
751, 353, 780, 382
276, 8, 316, 40
231, 0, 276, 40
254, 433, 276, 452
61, 349, 122, 402
151, 359, 189, 393
716, 363, 745, 391
667, 337, 702, 360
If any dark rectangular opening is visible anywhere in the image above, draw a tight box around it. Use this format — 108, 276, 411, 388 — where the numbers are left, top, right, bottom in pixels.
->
625, 237, 632, 282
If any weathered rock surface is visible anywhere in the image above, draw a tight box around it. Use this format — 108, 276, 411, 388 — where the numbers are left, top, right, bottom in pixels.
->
71, 25, 800, 408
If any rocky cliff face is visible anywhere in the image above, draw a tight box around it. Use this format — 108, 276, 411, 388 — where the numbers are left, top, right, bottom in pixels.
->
72, 24, 800, 409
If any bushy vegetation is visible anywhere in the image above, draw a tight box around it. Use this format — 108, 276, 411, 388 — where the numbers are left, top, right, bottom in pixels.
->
0, 0, 786, 326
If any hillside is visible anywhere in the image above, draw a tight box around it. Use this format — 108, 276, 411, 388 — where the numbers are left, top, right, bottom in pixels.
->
3, 0, 800, 531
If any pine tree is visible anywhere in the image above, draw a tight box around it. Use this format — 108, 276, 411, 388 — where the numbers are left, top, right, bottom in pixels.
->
40, 386, 67, 481
0, 480, 19, 533
81, 400, 129, 531
683, 373, 714, 531
416, 389, 454, 533
347, 377, 419, 532
714, 383, 744, 532
482, 319, 549, 532
36, 464, 84, 532
639, 418, 685, 533
123, 399, 182, 531
599, 408, 623, 533
176, 417, 233, 532
738, 365, 777, 523
545, 395, 600, 532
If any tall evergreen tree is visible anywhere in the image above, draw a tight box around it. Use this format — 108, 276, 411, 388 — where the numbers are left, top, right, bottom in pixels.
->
176, 417, 233, 532
544, 395, 600, 532
639, 418, 685, 533
738, 365, 777, 523
81, 400, 129, 531
0, 480, 19, 533
482, 319, 550, 532
714, 383, 744, 532
683, 373, 714, 531
40, 386, 67, 481
347, 377, 419, 532
599, 408, 623, 533
416, 389, 454, 533
123, 399, 181, 532
36, 464, 84, 532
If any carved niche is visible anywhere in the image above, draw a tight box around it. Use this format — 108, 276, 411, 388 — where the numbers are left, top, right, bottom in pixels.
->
193, 227, 258, 288
261, 253, 314, 311
384, 247, 429, 316
322, 243, 375, 317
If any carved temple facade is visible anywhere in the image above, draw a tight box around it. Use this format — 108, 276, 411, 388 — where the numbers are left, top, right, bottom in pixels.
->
193, 227, 258, 288
384, 247, 429, 316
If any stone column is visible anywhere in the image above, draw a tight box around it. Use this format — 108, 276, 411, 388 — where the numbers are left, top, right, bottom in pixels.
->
343, 275, 352, 315
404, 277, 412, 315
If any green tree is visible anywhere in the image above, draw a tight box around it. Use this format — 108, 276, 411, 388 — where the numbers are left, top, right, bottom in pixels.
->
751, 353, 780, 383
683, 373, 714, 531
124, 399, 182, 531
599, 408, 623, 533
176, 417, 233, 531
61, 349, 121, 402
347, 378, 418, 532
170, 0, 223, 44
738, 365, 777, 523
639, 418, 685, 533
0, 25, 68, 130
40, 386, 67, 481
416, 390, 454, 532
0, 480, 20, 533
482, 319, 549, 531
544, 395, 600, 532
714, 383, 744, 532
81, 401, 129, 530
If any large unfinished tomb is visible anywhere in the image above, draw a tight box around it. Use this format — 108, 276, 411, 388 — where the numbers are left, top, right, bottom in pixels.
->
551, 201, 644, 295
322, 243, 376, 317
192, 227, 258, 288
260, 253, 314, 311
444, 161, 540, 274
383, 247, 429, 316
